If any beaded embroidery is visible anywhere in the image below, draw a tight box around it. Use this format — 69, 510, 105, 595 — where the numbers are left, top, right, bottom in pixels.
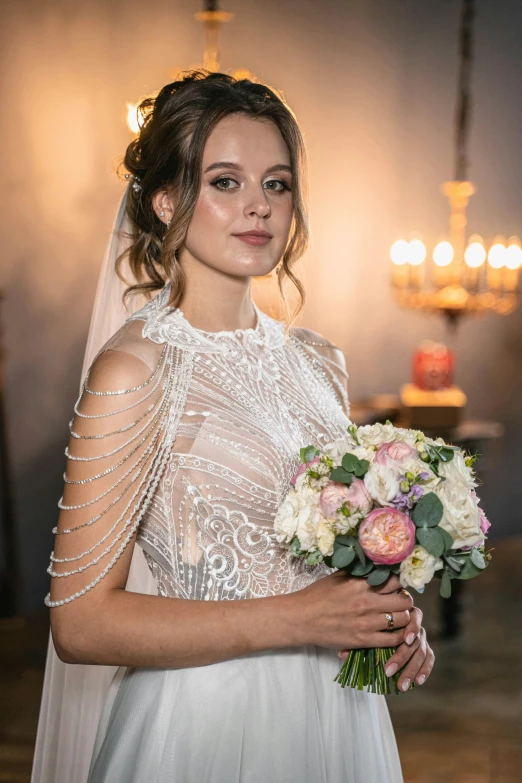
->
46, 287, 351, 607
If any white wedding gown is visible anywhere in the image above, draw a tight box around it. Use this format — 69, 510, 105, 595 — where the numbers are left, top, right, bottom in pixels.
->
47, 284, 403, 783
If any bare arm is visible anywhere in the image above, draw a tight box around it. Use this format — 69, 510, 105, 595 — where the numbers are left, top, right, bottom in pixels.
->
50, 347, 412, 668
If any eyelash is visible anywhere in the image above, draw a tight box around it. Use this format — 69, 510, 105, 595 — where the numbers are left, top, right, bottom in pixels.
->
210, 177, 292, 193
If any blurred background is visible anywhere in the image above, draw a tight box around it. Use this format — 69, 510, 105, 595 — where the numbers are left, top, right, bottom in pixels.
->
0, 0, 521, 781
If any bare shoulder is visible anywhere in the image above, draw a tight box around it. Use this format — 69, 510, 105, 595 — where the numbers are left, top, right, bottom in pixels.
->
86, 319, 162, 394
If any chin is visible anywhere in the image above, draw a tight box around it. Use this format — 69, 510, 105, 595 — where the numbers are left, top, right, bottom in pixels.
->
224, 257, 279, 279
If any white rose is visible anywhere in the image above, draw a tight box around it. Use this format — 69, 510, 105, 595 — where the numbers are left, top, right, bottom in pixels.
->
436, 476, 483, 549
400, 545, 443, 591
364, 462, 400, 506
357, 422, 395, 447
438, 451, 477, 491
295, 502, 320, 551
323, 434, 357, 464
393, 427, 423, 448
273, 490, 301, 542
316, 517, 336, 556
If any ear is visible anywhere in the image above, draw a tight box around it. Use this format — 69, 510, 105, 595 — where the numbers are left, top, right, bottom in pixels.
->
152, 188, 176, 225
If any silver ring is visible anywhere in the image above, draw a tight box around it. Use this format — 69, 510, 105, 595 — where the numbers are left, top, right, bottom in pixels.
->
385, 612, 394, 630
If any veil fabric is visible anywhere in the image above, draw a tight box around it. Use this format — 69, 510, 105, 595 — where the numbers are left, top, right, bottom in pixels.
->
31, 185, 159, 783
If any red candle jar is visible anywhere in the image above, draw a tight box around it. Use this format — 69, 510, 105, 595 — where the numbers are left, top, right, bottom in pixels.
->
413, 341, 455, 391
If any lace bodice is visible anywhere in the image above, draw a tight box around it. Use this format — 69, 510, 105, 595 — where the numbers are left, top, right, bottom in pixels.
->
46, 286, 351, 606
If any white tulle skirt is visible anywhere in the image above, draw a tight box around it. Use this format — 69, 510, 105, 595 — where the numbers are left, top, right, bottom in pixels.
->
87, 644, 403, 783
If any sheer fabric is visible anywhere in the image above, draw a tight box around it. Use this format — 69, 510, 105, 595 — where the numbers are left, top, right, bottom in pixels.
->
31, 187, 157, 783
43, 284, 402, 782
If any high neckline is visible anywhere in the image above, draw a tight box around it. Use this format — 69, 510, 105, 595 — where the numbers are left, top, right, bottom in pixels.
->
130, 283, 286, 354
173, 301, 262, 339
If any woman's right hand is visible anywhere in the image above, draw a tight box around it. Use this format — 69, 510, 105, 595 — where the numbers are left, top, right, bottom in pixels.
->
292, 571, 414, 651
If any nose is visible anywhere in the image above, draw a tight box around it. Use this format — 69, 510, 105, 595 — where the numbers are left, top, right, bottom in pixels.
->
243, 185, 271, 219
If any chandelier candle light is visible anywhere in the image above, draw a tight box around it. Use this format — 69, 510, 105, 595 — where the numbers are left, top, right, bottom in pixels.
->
390, 0, 521, 324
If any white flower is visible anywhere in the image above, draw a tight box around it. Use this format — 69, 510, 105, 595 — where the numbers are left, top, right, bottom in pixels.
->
400, 545, 443, 591
334, 510, 364, 534
316, 517, 336, 556
364, 462, 400, 506
273, 490, 301, 543
357, 422, 395, 448
323, 434, 357, 464
435, 473, 483, 549
393, 427, 424, 448
295, 501, 321, 551
438, 451, 477, 491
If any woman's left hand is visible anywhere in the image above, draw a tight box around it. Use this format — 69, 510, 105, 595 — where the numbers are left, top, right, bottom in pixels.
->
337, 605, 435, 692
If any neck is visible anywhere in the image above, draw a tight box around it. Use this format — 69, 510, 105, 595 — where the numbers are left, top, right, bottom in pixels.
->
177, 254, 257, 333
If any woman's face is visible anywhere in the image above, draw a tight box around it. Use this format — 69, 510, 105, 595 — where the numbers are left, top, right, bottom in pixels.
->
179, 113, 294, 278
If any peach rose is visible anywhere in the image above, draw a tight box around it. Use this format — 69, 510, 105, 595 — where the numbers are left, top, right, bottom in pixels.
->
358, 508, 416, 565
319, 479, 372, 520
375, 440, 419, 468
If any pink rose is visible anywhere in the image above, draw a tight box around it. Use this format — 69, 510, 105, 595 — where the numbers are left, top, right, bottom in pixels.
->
479, 508, 491, 536
319, 479, 372, 519
291, 457, 320, 487
358, 508, 416, 565
375, 441, 418, 467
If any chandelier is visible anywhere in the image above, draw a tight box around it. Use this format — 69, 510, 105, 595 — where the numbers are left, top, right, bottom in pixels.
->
126, 0, 253, 136
390, 0, 521, 325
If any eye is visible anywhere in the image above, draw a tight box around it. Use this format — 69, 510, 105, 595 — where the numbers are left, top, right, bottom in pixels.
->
264, 179, 292, 193
211, 177, 239, 190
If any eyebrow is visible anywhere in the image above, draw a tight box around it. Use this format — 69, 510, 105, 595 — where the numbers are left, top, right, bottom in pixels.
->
204, 161, 293, 175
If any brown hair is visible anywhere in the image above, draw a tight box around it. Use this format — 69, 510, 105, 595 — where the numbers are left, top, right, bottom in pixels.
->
118, 69, 308, 323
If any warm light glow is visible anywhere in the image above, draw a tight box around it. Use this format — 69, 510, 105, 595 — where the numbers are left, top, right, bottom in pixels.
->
488, 241, 507, 269
126, 102, 141, 136
390, 240, 409, 265
464, 236, 487, 268
506, 237, 522, 271
408, 239, 426, 266
433, 241, 454, 267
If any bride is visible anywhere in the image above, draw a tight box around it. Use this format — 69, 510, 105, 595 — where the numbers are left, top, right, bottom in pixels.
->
32, 70, 434, 783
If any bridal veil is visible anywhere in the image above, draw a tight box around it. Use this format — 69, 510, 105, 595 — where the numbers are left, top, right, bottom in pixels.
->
31, 184, 159, 783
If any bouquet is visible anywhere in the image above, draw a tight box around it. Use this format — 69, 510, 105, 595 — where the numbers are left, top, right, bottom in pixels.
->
274, 422, 491, 694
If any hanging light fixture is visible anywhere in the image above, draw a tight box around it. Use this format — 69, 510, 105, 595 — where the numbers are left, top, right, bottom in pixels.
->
126, 1, 253, 137
390, 0, 521, 325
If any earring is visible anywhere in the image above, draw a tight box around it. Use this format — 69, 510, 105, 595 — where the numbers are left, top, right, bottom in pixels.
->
159, 210, 165, 217
166, 220, 172, 229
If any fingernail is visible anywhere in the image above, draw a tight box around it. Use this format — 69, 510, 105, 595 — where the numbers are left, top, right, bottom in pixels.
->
406, 633, 415, 645
401, 678, 411, 692
385, 663, 398, 677
417, 674, 426, 685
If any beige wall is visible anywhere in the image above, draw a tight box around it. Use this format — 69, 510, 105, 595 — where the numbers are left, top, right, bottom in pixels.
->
1, 0, 521, 610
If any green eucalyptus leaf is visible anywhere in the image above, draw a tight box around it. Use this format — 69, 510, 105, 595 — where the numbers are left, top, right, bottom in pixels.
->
440, 570, 452, 598
334, 534, 355, 548
439, 527, 455, 552
342, 453, 360, 473
456, 556, 482, 580
304, 445, 319, 463
332, 546, 356, 569
438, 447, 456, 463
470, 548, 487, 570
354, 459, 370, 477
354, 539, 367, 566
411, 492, 444, 528
366, 567, 391, 586
330, 467, 354, 485
390, 562, 401, 575
444, 554, 462, 573
416, 526, 445, 558
350, 560, 374, 577
306, 550, 324, 566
